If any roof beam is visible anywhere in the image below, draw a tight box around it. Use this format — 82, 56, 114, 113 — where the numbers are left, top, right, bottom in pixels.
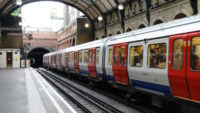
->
89, 0, 107, 37
114, 0, 125, 33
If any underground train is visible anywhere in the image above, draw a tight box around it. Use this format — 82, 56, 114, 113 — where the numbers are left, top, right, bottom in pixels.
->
43, 15, 200, 105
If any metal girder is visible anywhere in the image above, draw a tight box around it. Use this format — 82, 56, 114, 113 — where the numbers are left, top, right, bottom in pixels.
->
145, 0, 151, 26
190, 0, 198, 15
114, 0, 125, 33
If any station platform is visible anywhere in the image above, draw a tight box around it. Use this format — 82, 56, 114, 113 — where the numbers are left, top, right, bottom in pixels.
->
0, 68, 76, 113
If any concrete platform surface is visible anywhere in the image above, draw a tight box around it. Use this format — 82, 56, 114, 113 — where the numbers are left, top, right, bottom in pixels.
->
0, 68, 76, 113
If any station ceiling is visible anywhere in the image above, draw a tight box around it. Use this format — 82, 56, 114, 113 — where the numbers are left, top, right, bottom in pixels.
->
0, 0, 128, 21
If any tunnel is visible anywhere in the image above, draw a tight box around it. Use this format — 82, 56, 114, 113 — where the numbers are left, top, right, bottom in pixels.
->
27, 47, 49, 68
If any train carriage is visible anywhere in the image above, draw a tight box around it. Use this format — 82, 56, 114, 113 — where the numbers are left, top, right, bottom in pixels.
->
43, 15, 200, 104
105, 15, 200, 102
76, 38, 110, 81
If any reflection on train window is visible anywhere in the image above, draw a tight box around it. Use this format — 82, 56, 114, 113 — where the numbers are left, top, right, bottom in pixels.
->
109, 48, 113, 65
191, 37, 200, 71
173, 39, 183, 70
84, 51, 88, 63
96, 49, 99, 64
120, 46, 125, 66
130, 45, 143, 67
114, 47, 119, 65
148, 43, 167, 69
89, 51, 92, 64
79, 52, 82, 63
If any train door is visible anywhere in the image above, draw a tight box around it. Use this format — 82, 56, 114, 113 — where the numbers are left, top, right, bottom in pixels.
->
168, 34, 190, 99
112, 43, 129, 85
7, 52, 12, 68
88, 48, 97, 77
74, 52, 79, 73
187, 32, 200, 102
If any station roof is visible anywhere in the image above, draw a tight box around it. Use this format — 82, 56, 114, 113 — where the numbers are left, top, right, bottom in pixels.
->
0, 0, 128, 21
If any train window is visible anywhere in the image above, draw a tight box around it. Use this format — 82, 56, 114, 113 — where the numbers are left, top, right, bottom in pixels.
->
0, 52, 2, 55
129, 45, 143, 67
109, 48, 113, 65
120, 46, 125, 66
84, 51, 88, 63
191, 37, 200, 71
173, 39, 184, 70
96, 49, 99, 64
79, 52, 82, 63
114, 47, 119, 65
148, 43, 167, 69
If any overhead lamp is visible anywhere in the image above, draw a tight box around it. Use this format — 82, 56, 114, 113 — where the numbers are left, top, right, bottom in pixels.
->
18, 13, 22, 17
118, 4, 124, 10
98, 16, 103, 21
16, 0, 22, 6
19, 22, 22, 26
85, 23, 89, 28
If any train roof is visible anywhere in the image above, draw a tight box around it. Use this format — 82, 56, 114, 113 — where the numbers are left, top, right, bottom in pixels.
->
107, 15, 200, 45
63, 37, 111, 53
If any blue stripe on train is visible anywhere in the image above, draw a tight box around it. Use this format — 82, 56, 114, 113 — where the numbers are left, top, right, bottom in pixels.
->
131, 79, 171, 94
97, 73, 104, 80
105, 75, 170, 94
107, 75, 115, 82
80, 70, 89, 75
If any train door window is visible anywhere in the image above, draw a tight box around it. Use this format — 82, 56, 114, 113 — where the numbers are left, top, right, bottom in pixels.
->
173, 39, 184, 70
148, 43, 167, 69
92, 50, 95, 63
84, 51, 88, 63
72, 53, 74, 63
120, 46, 125, 66
96, 48, 100, 65
79, 51, 82, 63
129, 45, 143, 67
89, 51, 92, 64
109, 48, 113, 65
65, 53, 68, 62
114, 47, 119, 65
69, 53, 74, 63
191, 37, 200, 71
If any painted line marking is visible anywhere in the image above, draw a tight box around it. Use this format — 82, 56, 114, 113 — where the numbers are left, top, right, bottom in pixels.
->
30, 68, 77, 113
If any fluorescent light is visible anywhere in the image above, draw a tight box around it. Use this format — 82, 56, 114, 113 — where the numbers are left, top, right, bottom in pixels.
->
98, 16, 103, 21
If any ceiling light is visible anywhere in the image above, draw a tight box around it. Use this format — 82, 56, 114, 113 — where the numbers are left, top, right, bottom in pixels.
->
19, 22, 22, 26
118, 4, 124, 10
85, 23, 89, 28
98, 16, 103, 21
16, 0, 22, 6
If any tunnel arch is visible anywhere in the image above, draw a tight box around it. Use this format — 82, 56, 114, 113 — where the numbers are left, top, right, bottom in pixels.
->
27, 47, 50, 67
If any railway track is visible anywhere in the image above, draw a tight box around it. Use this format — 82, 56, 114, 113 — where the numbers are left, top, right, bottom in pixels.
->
36, 68, 123, 113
